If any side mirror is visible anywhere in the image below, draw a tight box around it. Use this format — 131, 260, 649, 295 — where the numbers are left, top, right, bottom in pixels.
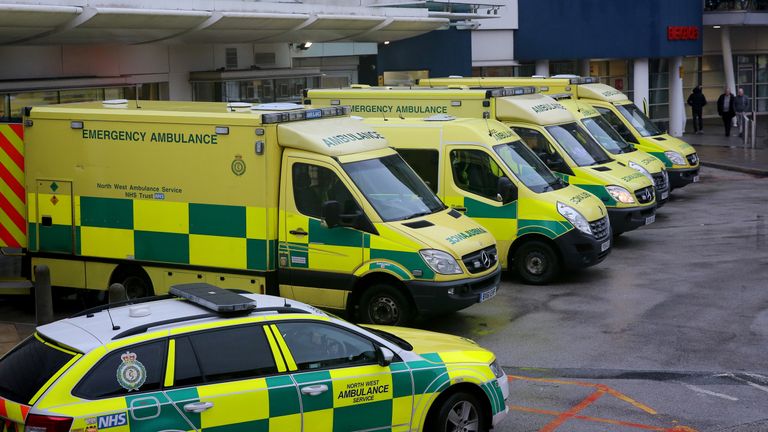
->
321, 200, 341, 228
496, 177, 518, 203
377, 346, 395, 367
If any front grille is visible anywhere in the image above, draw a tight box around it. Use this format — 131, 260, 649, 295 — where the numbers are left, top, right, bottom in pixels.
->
589, 216, 610, 242
652, 172, 668, 191
687, 152, 699, 166
462, 246, 498, 274
634, 186, 655, 204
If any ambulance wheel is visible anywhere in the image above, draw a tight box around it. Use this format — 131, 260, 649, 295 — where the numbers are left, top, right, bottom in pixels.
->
514, 240, 560, 285
111, 267, 154, 299
359, 284, 413, 326
428, 392, 488, 432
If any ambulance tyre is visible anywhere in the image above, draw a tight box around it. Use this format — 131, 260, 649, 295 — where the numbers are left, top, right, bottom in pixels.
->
514, 240, 560, 285
110, 266, 154, 300
427, 391, 489, 432
359, 284, 413, 326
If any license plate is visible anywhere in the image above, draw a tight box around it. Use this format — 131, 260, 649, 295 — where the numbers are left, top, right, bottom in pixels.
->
601, 240, 610, 252
693, 175, 700, 183
645, 215, 656, 225
661, 191, 669, 200
479, 287, 497, 303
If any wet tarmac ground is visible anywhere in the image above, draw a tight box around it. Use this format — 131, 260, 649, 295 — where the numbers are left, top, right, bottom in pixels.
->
417, 167, 768, 431
1, 166, 766, 431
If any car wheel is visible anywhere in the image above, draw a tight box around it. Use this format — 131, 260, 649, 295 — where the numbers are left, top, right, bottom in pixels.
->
359, 284, 413, 326
112, 269, 154, 300
514, 240, 560, 285
430, 392, 488, 432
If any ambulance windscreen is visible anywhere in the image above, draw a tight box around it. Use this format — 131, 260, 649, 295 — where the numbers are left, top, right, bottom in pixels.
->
546, 123, 613, 167
493, 141, 565, 193
343, 154, 445, 222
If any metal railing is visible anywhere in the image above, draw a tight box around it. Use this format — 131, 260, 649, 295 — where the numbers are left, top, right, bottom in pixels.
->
740, 111, 758, 148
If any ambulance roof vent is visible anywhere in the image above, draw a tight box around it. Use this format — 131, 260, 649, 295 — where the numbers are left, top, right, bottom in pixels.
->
549, 93, 573, 100
227, 102, 253, 111
424, 114, 455, 122
102, 99, 128, 108
252, 102, 304, 111
448, 75, 464, 78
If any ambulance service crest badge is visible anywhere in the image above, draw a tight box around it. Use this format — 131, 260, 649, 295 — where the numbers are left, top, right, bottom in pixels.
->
116, 351, 147, 391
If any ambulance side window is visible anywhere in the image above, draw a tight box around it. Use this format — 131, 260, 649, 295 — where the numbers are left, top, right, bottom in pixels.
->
512, 128, 570, 174
175, 325, 277, 386
293, 163, 360, 218
449, 149, 504, 200
276, 322, 378, 371
74, 340, 166, 399
397, 149, 439, 193
595, 107, 638, 144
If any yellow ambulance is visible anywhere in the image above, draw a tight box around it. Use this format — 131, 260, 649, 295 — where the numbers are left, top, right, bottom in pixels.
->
360, 115, 610, 284
305, 87, 657, 236
0, 283, 510, 432
556, 96, 671, 206
3, 100, 502, 325
419, 76, 701, 190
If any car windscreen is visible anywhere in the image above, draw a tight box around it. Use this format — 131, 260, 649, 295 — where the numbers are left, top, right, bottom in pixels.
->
493, 140, 565, 193
615, 103, 663, 137
343, 154, 445, 222
546, 122, 613, 167
0, 335, 76, 403
581, 116, 634, 155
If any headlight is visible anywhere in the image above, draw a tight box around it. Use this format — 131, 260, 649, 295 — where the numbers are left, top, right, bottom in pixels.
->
628, 161, 654, 184
557, 202, 592, 235
606, 185, 636, 204
419, 249, 462, 275
490, 360, 505, 378
664, 151, 686, 166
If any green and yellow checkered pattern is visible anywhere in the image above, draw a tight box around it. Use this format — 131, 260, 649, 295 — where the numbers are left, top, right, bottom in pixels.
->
28, 191, 276, 272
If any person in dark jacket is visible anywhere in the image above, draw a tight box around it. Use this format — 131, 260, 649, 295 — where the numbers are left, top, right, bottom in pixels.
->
687, 85, 707, 134
717, 87, 736, 136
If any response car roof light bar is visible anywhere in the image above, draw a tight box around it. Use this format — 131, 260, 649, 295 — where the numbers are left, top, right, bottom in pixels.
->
170, 283, 256, 313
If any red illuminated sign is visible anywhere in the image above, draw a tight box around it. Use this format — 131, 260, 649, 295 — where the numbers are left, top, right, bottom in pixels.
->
667, 26, 699, 41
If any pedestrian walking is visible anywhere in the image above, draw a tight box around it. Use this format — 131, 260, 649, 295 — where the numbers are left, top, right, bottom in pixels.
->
716, 87, 736, 136
687, 84, 707, 134
734, 87, 751, 137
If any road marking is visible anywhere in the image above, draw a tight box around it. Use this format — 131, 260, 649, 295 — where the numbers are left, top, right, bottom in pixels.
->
716, 373, 768, 395
507, 375, 698, 432
680, 383, 738, 401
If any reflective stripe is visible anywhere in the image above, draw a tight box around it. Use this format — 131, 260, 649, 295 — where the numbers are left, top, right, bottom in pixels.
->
164, 339, 176, 387
263, 326, 287, 372
270, 324, 297, 370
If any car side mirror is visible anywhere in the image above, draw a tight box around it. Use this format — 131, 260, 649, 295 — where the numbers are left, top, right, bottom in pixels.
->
497, 177, 517, 203
377, 346, 395, 367
321, 200, 341, 229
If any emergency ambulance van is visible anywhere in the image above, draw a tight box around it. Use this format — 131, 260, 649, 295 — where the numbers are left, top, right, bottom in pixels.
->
360, 115, 610, 284
0, 100, 502, 326
555, 96, 671, 206
305, 87, 656, 235
0, 283, 510, 432
419, 76, 701, 189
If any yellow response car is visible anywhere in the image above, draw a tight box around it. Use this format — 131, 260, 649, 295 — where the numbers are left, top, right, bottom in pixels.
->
0, 284, 509, 432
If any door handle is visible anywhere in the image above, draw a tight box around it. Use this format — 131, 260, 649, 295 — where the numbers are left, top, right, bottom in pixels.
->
183, 401, 214, 413
289, 228, 308, 236
300, 384, 329, 396
451, 206, 467, 212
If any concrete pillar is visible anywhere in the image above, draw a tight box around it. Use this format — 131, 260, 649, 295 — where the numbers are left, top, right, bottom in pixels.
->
633, 58, 649, 113
579, 59, 591, 77
534, 60, 549, 77
669, 56, 685, 137
721, 26, 736, 95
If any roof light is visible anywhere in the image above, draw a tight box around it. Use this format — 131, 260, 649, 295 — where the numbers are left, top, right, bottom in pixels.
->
170, 283, 256, 314
103, 99, 128, 108
215, 126, 229, 135
259, 105, 350, 124
252, 102, 303, 111
70, 121, 84, 129
539, 86, 549, 92
227, 102, 252, 111
383, 40, 390, 45
489, 86, 536, 97
330, 99, 340, 105
451, 101, 462, 106
424, 114, 456, 121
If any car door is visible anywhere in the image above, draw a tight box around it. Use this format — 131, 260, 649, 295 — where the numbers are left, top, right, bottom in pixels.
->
168, 324, 300, 431
279, 156, 365, 309
270, 321, 413, 432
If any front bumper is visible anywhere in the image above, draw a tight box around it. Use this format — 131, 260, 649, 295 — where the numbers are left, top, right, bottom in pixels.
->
492, 374, 510, 427
607, 203, 657, 234
405, 267, 501, 316
668, 166, 700, 189
554, 227, 611, 270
